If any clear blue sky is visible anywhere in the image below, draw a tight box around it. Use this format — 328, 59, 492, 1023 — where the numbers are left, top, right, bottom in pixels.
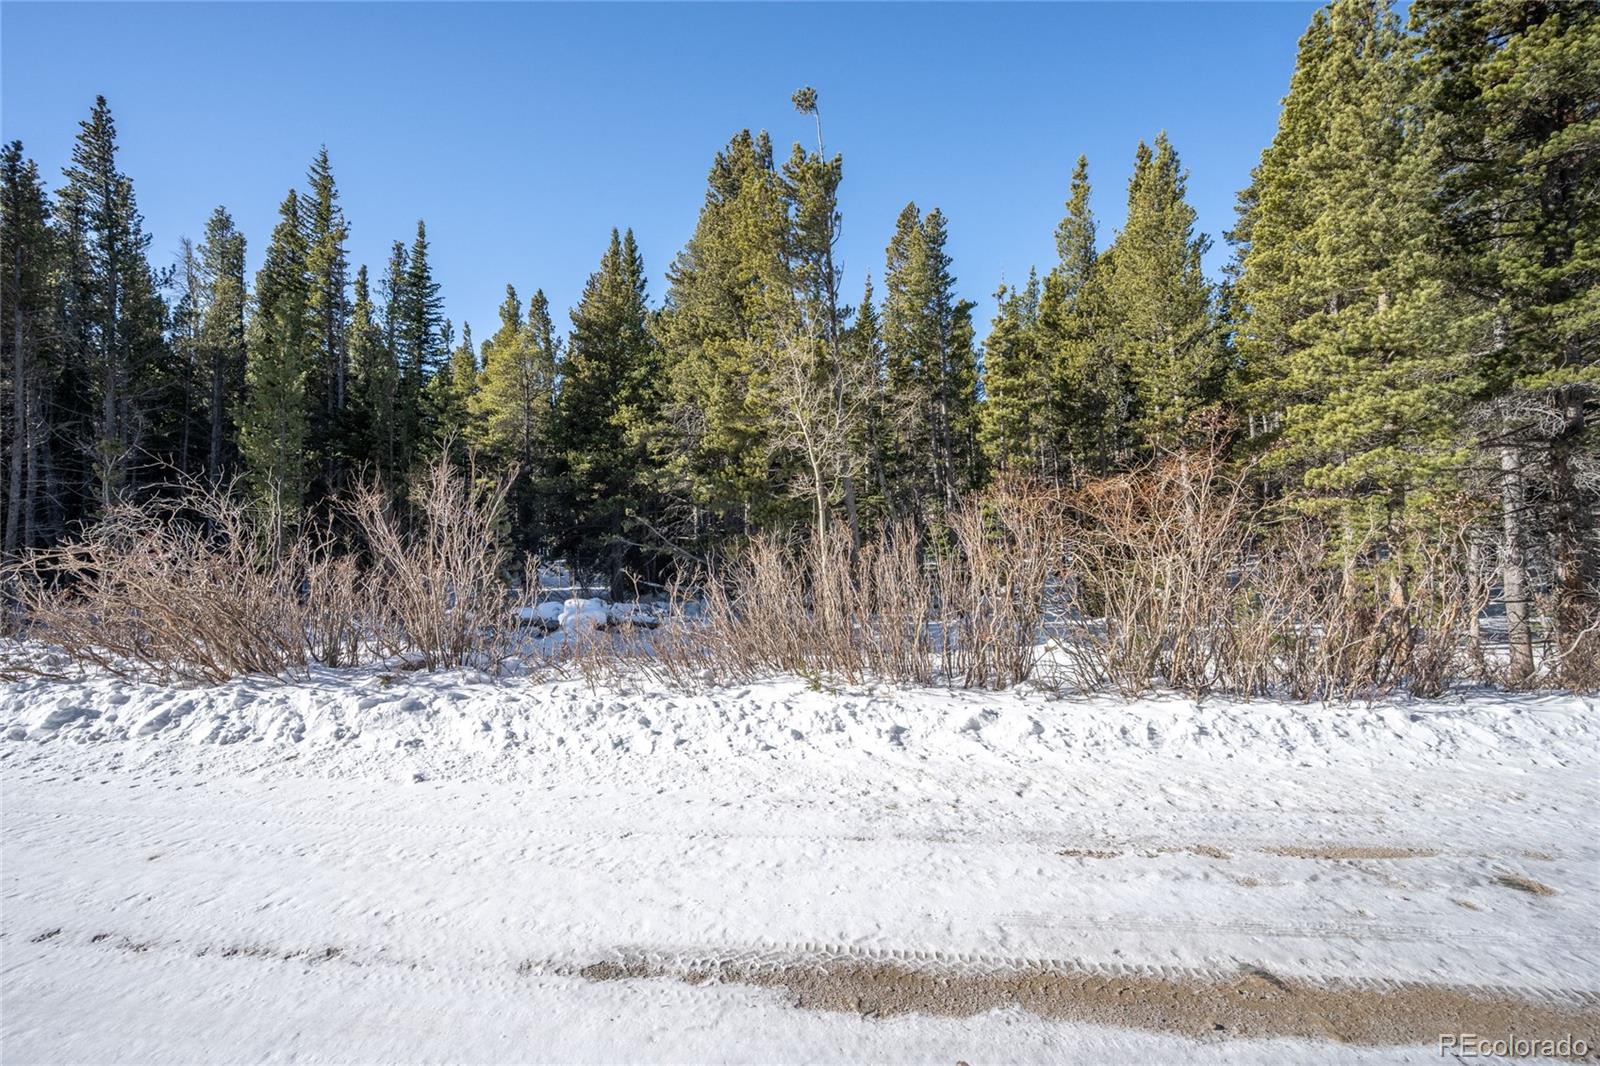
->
2, 2, 1318, 343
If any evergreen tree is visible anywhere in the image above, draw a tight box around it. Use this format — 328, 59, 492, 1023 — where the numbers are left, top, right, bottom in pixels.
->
880, 202, 981, 520
240, 190, 311, 520
474, 285, 559, 556
1412, 0, 1600, 670
57, 96, 167, 507
978, 271, 1048, 474
1, 142, 56, 554
394, 221, 442, 471
347, 263, 398, 483
557, 230, 660, 580
302, 147, 351, 493
1037, 155, 1127, 476
655, 130, 796, 540
1231, 0, 1475, 539
168, 237, 205, 477
197, 207, 246, 484
369, 241, 411, 483
426, 320, 480, 451
847, 276, 895, 526
1102, 133, 1221, 451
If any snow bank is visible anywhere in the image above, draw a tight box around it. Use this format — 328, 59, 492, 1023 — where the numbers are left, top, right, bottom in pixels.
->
3, 658, 1595, 1063
559, 597, 608, 633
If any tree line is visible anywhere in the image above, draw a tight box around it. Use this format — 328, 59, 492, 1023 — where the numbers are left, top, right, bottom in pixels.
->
2, 0, 1596, 669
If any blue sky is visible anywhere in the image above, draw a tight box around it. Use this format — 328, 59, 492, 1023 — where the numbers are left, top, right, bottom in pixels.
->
2, 2, 1317, 343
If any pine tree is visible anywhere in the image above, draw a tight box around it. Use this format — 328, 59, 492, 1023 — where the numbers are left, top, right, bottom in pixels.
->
302, 147, 351, 493
168, 237, 205, 477
557, 230, 661, 579
197, 207, 247, 485
1037, 155, 1127, 477
474, 285, 558, 556
978, 271, 1048, 474
1413, 0, 1600, 670
369, 241, 411, 483
57, 96, 168, 507
655, 130, 797, 540
847, 276, 895, 526
1, 141, 55, 555
394, 221, 443, 472
427, 320, 479, 451
1102, 134, 1221, 451
880, 202, 981, 520
347, 264, 398, 483
240, 190, 311, 520
1231, 0, 1476, 539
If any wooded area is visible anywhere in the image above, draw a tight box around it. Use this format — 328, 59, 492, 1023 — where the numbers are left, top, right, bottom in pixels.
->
2, 0, 1595, 688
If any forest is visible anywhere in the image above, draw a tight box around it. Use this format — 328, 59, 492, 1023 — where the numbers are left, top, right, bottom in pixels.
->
1, 0, 1596, 693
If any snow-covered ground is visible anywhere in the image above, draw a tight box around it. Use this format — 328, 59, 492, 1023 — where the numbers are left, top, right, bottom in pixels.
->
2, 663, 1597, 1063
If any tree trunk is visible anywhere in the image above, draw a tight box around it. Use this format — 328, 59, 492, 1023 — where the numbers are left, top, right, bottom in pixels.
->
5, 269, 25, 556
209, 346, 225, 483
841, 472, 860, 554
1499, 442, 1534, 682
1549, 385, 1598, 672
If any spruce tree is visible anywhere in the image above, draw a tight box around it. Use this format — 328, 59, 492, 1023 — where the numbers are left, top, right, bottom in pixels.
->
1, 142, 55, 554
197, 207, 247, 484
978, 271, 1048, 474
394, 221, 443, 472
240, 190, 311, 520
57, 96, 168, 507
302, 147, 351, 493
371, 241, 411, 483
557, 230, 661, 580
655, 130, 796, 540
168, 238, 205, 477
1413, 0, 1600, 670
1102, 134, 1221, 451
474, 285, 558, 557
347, 264, 398, 483
847, 276, 895, 527
1037, 155, 1128, 477
1231, 0, 1475, 540
881, 202, 981, 520
426, 320, 480, 450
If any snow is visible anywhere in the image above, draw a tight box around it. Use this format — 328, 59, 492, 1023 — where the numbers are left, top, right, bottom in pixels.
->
558, 596, 609, 632
2, 659, 1596, 1063
512, 597, 658, 633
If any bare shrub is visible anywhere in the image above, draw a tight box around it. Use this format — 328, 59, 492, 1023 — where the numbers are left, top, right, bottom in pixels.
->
938, 481, 1067, 688
661, 481, 1063, 690
1, 483, 319, 684
1057, 442, 1497, 701
1062, 443, 1253, 697
347, 455, 518, 673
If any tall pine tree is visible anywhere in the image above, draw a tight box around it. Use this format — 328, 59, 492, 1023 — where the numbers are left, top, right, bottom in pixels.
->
57, 96, 168, 507
1102, 133, 1221, 451
655, 130, 796, 541
1412, 0, 1600, 671
978, 271, 1048, 475
240, 190, 311, 520
1, 142, 56, 554
557, 229, 661, 581
1231, 0, 1475, 541
302, 147, 351, 494
1037, 155, 1128, 476
197, 206, 247, 485
880, 203, 981, 521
